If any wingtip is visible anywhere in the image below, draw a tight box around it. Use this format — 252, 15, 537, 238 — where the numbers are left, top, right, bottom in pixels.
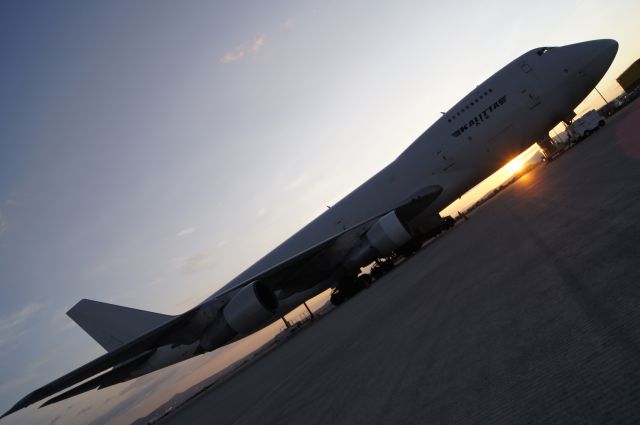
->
0, 404, 21, 420
1, 394, 59, 420
1, 393, 39, 421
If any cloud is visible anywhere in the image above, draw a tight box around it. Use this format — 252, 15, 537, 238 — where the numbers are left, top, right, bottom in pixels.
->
89, 257, 124, 277
0, 370, 34, 393
256, 207, 267, 217
284, 173, 310, 191
176, 227, 196, 237
0, 348, 47, 394
219, 35, 265, 64
174, 250, 217, 274
149, 277, 164, 287
52, 306, 77, 333
280, 17, 296, 30
184, 252, 216, 273
0, 303, 42, 358
251, 35, 265, 51
220, 50, 245, 64
0, 209, 7, 236
0, 303, 41, 334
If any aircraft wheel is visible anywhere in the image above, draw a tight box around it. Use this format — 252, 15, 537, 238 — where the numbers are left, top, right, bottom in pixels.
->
357, 274, 372, 288
397, 239, 422, 258
380, 260, 395, 274
332, 276, 362, 304
371, 260, 394, 280
371, 265, 385, 280
441, 215, 456, 230
330, 290, 345, 306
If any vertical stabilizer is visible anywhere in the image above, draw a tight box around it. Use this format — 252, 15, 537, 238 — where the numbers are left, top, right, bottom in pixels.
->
67, 299, 173, 352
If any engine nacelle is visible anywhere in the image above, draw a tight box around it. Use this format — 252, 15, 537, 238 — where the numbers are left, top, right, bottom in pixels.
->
344, 211, 412, 271
199, 281, 278, 352
367, 211, 413, 253
222, 280, 279, 335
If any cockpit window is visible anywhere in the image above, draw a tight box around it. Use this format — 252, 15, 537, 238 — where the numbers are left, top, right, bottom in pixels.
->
536, 47, 554, 56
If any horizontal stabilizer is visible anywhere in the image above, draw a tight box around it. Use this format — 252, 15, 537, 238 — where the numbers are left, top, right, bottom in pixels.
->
67, 299, 173, 352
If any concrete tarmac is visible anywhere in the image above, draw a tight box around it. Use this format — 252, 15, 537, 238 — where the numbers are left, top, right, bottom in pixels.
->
161, 101, 640, 425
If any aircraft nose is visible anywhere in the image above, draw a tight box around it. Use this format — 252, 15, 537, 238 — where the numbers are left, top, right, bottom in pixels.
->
564, 39, 619, 69
573, 38, 618, 81
588, 39, 618, 69
593, 39, 618, 64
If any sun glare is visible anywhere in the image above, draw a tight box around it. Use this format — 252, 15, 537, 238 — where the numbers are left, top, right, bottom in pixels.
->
505, 158, 525, 174
440, 144, 542, 218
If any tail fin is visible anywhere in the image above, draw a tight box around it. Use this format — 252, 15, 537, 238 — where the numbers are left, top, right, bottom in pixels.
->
67, 299, 174, 352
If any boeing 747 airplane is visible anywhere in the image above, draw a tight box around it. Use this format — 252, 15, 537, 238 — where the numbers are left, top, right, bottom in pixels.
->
1, 38, 618, 418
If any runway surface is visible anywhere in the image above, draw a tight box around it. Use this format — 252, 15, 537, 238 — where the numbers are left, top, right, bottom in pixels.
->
160, 101, 640, 425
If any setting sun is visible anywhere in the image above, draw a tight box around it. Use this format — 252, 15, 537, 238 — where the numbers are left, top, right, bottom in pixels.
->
505, 158, 525, 174
440, 144, 542, 217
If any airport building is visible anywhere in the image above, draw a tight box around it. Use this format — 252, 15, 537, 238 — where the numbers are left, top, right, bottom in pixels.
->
617, 58, 640, 92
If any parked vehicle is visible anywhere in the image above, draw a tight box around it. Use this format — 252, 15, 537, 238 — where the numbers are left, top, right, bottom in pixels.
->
567, 110, 606, 141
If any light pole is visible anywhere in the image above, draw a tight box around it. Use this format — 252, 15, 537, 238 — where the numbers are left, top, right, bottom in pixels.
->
281, 316, 291, 328
303, 302, 314, 320
594, 86, 609, 105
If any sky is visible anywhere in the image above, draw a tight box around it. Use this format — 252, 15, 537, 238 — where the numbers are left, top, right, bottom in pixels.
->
1, 1, 639, 424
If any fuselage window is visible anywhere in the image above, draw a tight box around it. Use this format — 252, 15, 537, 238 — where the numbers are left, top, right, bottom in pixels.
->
536, 47, 553, 56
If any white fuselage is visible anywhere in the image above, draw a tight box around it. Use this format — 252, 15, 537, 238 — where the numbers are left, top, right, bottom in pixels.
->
212, 40, 618, 307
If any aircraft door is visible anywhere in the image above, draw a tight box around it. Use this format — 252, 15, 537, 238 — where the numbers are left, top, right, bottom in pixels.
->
435, 146, 455, 173
518, 60, 541, 110
520, 87, 541, 110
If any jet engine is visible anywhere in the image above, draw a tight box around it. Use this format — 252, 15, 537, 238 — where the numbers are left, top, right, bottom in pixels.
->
344, 211, 412, 271
222, 280, 278, 334
199, 281, 278, 352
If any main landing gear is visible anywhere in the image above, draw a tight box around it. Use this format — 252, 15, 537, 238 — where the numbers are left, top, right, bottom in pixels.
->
330, 259, 395, 306
330, 274, 369, 306
330, 215, 456, 306
370, 258, 395, 280
396, 215, 455, 258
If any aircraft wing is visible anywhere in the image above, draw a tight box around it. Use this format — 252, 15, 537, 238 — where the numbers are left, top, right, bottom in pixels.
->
211, 184, 444, 299
2, 184, 442, 418
0, 297, 225, 419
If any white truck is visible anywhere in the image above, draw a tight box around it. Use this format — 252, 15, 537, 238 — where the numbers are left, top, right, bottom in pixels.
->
567, 109, 606, 141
